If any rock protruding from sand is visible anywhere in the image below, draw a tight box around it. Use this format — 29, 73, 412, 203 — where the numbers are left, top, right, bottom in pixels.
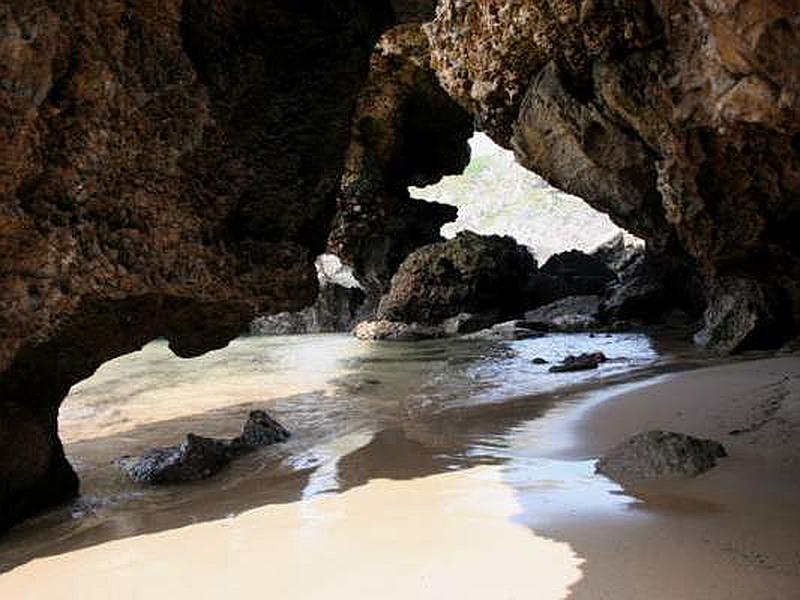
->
596, 430, 727, 483
117, 410, 290, 484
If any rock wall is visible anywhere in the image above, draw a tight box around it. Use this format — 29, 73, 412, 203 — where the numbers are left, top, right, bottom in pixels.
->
328, 24, 473, 308
426, 0, 800, 351
0, 0, 429, 530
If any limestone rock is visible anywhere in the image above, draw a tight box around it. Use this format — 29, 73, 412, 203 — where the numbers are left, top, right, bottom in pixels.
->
596, 431, 727, 483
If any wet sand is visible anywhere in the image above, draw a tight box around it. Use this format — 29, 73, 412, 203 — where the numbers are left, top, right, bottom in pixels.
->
546, 354, 800, 599
0, 341, 797, 598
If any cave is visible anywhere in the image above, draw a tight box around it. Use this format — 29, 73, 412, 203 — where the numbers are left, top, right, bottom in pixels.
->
1, 1, 799, 592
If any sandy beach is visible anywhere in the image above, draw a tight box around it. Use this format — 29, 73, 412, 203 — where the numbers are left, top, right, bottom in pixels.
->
0, 353, 798, 599
547, 354, 800, 599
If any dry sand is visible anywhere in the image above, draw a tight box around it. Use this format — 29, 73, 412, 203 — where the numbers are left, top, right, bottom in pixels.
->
1, 355, 798, 599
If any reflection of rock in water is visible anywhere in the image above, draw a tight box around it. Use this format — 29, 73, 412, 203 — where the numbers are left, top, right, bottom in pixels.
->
336, 430, 456, 490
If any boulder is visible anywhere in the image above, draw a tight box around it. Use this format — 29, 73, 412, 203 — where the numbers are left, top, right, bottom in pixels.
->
524, 295, 601, 331
233, 410, 291, 451
117, 434, 233, 485
694, 277, 792, 354
530, 250, 617, 305
117, 411, 290, 485
441, 312, 503, 336
549, 352, 608, 373
596, 431, 727, 483
376, 231, 538, 325
353, 319, 444, 341
462, 320, 545, 341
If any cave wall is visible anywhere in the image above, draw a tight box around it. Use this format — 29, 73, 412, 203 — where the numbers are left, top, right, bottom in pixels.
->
426, 0, 800, 351
0, 0, 431, 530
328, 23, 474, 309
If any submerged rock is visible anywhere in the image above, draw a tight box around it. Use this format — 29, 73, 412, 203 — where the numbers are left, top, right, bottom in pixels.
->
596, 431, 727, 483
117, 411, 290, 485
524, 295, 601, 331
549, 352, 608, 373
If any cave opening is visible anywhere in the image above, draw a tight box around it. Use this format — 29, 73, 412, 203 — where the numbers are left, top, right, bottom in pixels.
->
411, 132, 642, 265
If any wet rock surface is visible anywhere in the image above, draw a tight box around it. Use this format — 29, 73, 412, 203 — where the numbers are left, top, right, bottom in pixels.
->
117, 411, 290, 485
549, 352, 608, 373
596, 431, 727, 483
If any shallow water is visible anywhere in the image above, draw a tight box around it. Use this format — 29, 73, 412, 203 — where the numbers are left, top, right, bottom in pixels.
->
0, 331, 695, 576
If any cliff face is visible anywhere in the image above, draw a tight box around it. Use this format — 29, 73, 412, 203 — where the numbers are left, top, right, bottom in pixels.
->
427, 0, 800, 351
0, 0, 430, 530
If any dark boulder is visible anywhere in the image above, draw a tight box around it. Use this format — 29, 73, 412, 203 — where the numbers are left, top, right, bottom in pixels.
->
549, 352, 608, 373
117, 411, 290, 485
530, 250, 616, 305
376, 231, 537, 325
596, 431, 727, 483
234, 410, 291, 451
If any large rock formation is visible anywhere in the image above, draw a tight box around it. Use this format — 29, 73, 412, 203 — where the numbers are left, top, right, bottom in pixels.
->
2, 0, 798, 532
0, 0, 431, 531
426, 0, 800, 352
328, 23, 473, 310
376, 230, 538, 324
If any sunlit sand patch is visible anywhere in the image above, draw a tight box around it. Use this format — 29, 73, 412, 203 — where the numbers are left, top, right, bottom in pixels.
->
0, 466, 583, 600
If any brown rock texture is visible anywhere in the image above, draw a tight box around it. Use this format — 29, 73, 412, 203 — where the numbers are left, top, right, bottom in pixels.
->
426, 0, 800, 350
376, 231, 538, 325
0, 0, 422, 530
328, 23, 473, 306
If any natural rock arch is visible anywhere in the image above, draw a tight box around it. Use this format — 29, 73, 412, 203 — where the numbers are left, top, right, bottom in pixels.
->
1, 0, 798, 531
